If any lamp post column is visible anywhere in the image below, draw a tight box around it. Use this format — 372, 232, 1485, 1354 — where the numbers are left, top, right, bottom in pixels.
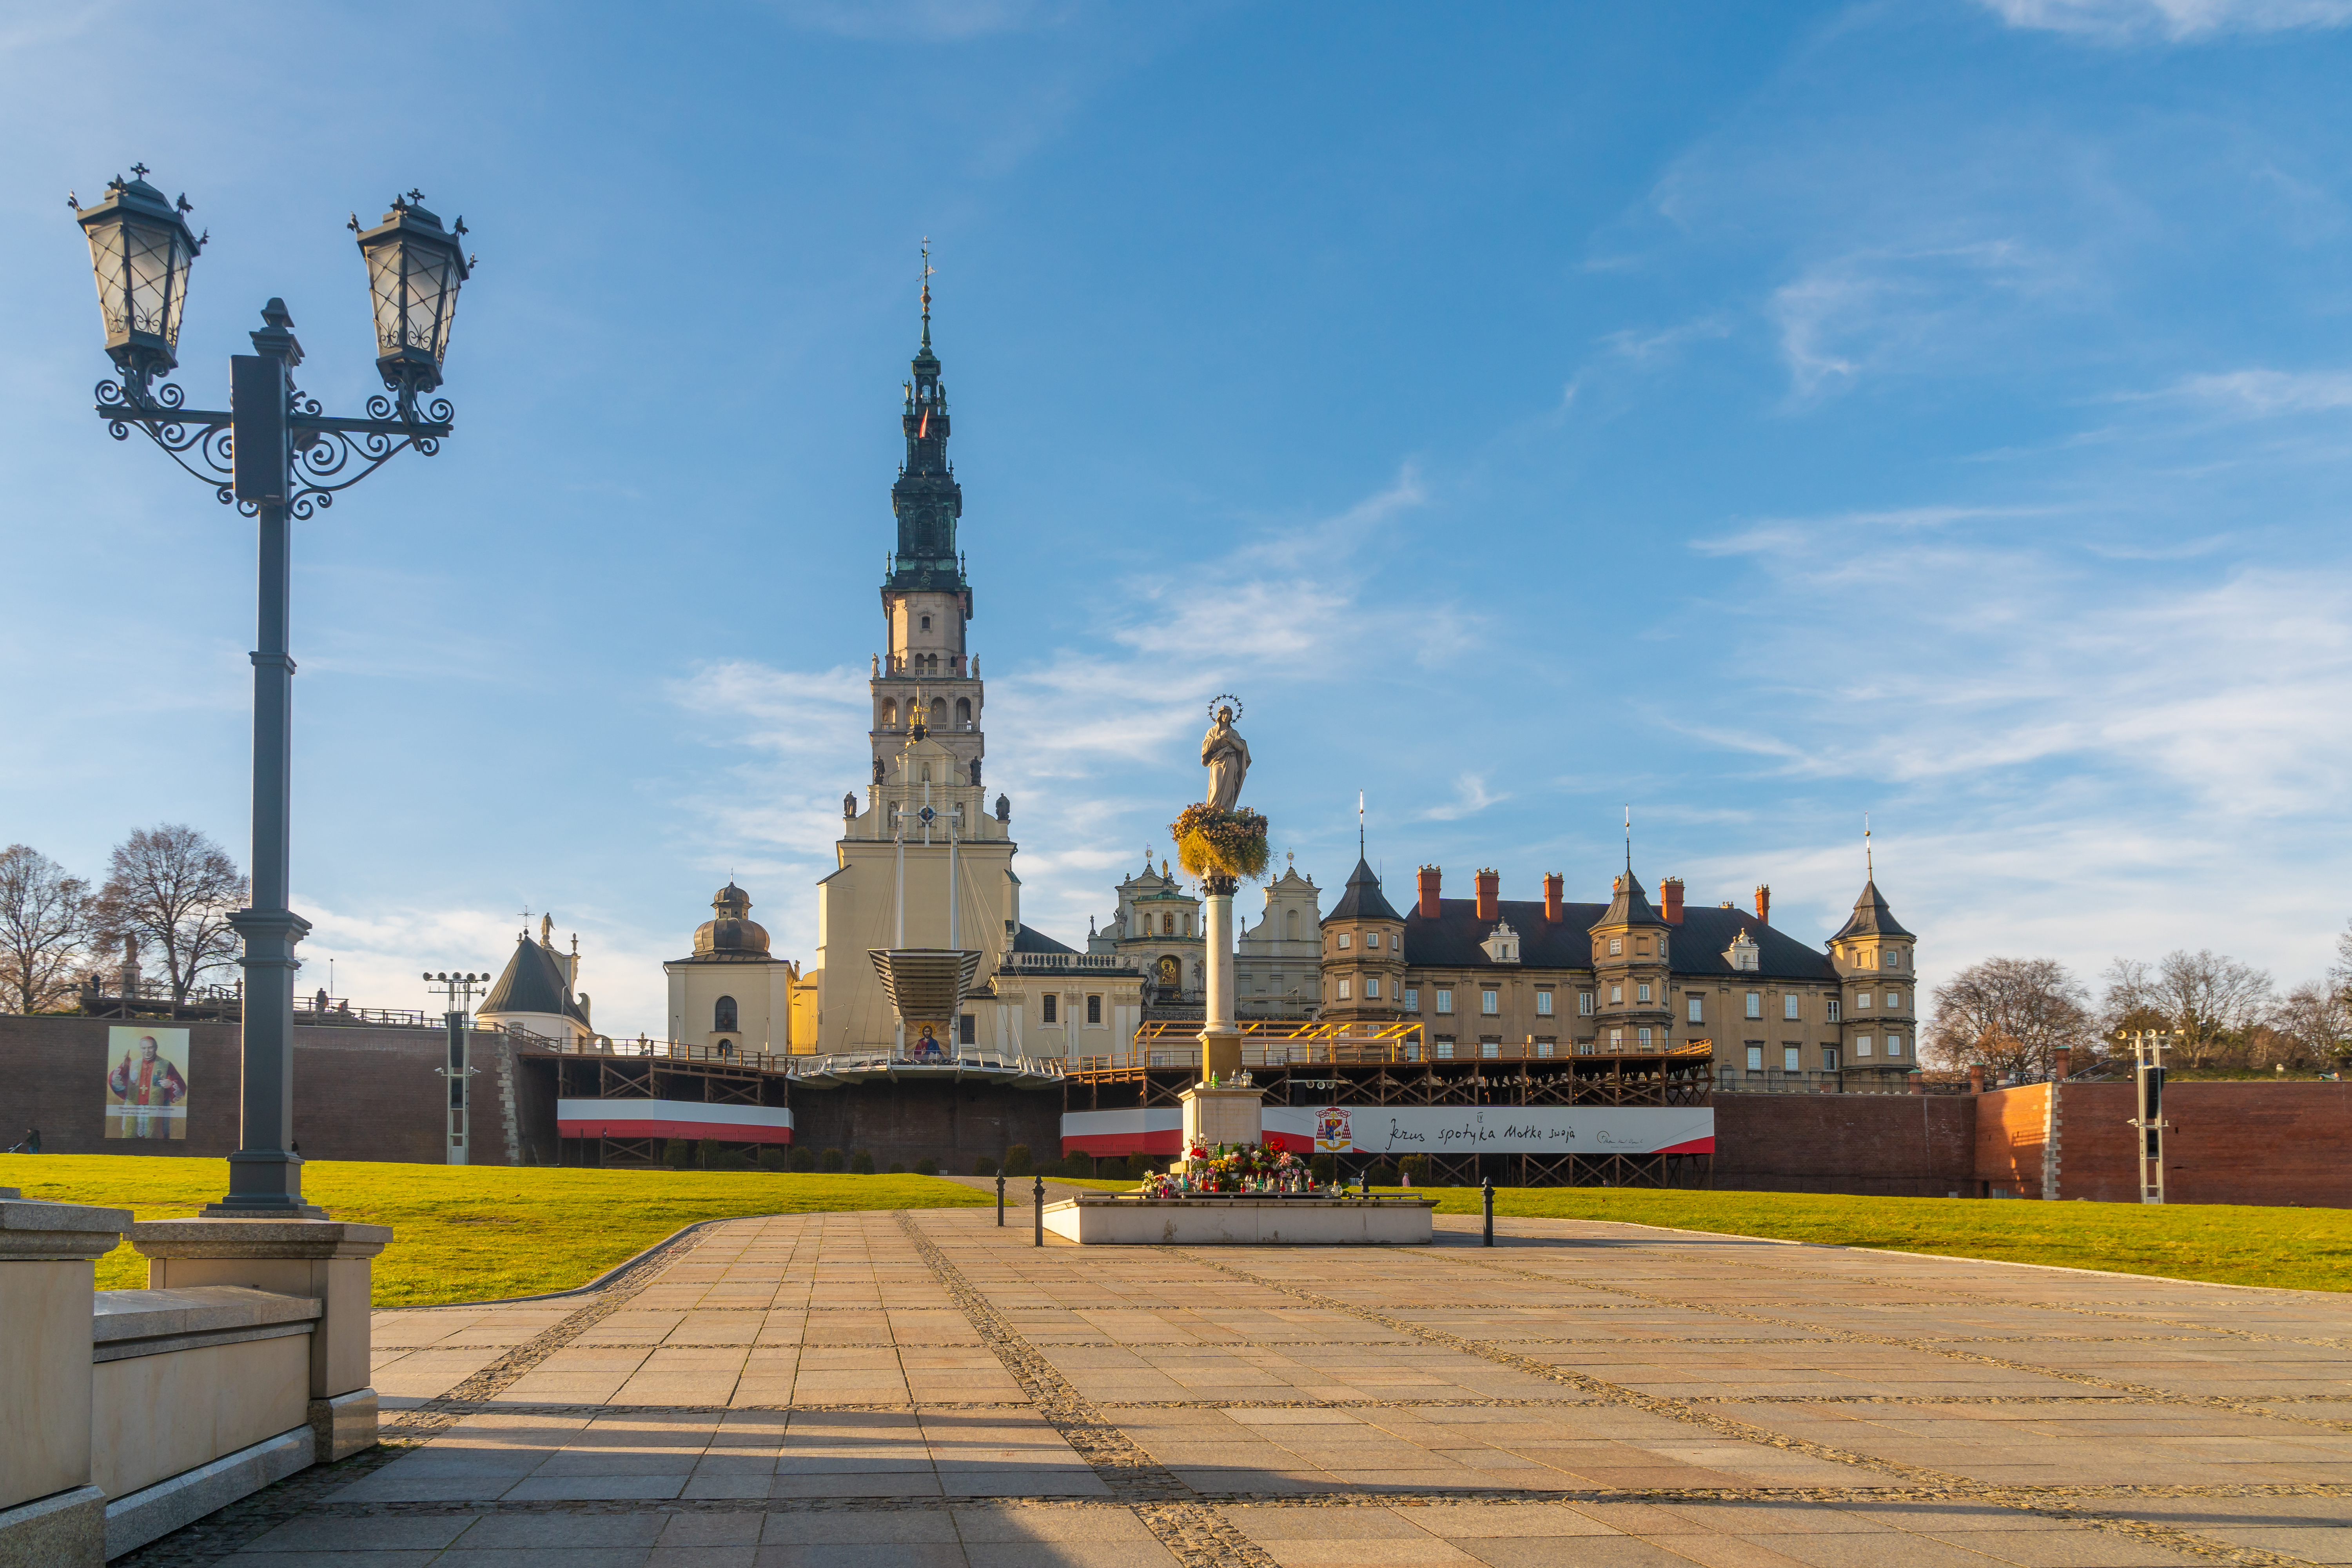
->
214, 309, 317, 1216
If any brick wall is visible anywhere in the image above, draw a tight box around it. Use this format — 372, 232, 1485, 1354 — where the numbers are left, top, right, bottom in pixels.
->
1715, 1093, 1978, 1197
2049, 1080, 2352, 1207
0, 1013, 483, 1164
1974, 1083, 2049, 1199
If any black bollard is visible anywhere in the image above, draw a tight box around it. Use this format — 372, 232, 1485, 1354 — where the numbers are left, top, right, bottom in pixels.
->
996, 1172, 1006, 1226
1033, 1174, 1045, 1246
1482, 1176, 1494, 1246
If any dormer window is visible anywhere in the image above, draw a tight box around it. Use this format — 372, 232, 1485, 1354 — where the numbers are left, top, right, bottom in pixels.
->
1725, 928, 1760, 972
1480, 918, 1520, 965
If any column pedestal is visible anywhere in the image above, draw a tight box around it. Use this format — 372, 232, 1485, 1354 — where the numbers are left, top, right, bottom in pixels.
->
1179, 1083, 1266, 1154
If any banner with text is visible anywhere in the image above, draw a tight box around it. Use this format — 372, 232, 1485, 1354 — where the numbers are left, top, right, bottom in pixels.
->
1061, 1104, 1711, 1159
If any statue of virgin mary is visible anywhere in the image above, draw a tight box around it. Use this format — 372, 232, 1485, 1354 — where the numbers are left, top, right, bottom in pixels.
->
1201, 704, 1250, 812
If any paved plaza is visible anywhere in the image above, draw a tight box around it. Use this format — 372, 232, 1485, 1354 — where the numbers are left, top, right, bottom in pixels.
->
122, 1208, 2352, 1567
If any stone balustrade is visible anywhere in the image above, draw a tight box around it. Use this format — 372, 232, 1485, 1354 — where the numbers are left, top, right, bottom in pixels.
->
0, 1194, 388, 1566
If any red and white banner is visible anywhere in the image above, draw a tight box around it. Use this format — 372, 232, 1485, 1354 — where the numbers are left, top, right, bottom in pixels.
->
1062, 1104, 1711, 1158
558, 1097, 795, 1145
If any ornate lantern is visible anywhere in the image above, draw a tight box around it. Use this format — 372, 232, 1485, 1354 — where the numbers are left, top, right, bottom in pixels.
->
352, 191, 471, 410
73, 165, 205, 401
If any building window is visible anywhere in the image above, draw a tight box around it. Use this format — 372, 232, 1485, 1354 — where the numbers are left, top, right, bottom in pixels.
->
1579, 991, 1595, 1016
1826, 998, 1841, 1023
1888, 949, 1904, 968
1338, 978, 1353, 1000
1041, 995, 1058, 1024
1636, 983, 1652, 1004
1576, 1040, 1594, 1055
713, 996, 738, 1032
1086, 994, 1102, 1025
1745, 992, 1762, 1019
1783, 1045, 1801, 1072
919, 614, 931, 630
1746, 1044, 1763, 1071
1610, 984, 1624, 1005
1436, 989, 1454, 1014
1480, 1038, 1500, 1059
1435, 1036, 1455, 1060
1536, 990, 1554, 1016
1609, 937, 1623, 956
1162, 913, 1174, 935
1857, 1036, 1874, 1057
1338, 932, 1352, 951
1823, 1046, 1841, 1071
1886, 1034, 1903, 1056
1481, 988, 1499, 1015
1886, 989, 1903, 1011
1536, 1037, 1555, 1058
1856, 991, 1871, 1009
956, 697, 971, 726
1687, 996, 1704, 1024
1609, 1027, 1624, 1049
1368, 978, 1385, 1000
1783, 995, 1799, 1021
959, 1013, 976, 1045
1367, 933, 1381, 950
1403, 987, 1419, 1009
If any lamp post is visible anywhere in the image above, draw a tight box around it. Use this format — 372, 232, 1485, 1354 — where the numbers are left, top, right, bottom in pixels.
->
74, 168, 474, 1216
427, 971, 492, 1166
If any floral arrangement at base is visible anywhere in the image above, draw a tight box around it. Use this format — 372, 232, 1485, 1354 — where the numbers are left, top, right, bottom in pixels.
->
1141, 1140, 1311, 1198
1171, 803, 1270, 883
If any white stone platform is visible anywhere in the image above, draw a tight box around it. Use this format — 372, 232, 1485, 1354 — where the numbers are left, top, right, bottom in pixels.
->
1040, 1193, 1436, 1245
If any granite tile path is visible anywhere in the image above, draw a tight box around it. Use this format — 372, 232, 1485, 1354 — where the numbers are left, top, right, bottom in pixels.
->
118, 1209, 2352, 1567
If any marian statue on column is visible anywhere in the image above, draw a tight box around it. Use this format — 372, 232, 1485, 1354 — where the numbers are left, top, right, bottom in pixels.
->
1201, 701, 1250, 812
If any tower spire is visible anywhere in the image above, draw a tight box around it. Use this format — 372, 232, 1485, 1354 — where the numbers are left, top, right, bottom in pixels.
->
1865, 812, 1873, 879
1358, 790, 1366, 858
1624, 804, 1633, 875
919, 237, 934, 352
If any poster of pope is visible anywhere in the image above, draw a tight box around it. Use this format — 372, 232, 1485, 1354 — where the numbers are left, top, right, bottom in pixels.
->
105, 1026, 190, 1140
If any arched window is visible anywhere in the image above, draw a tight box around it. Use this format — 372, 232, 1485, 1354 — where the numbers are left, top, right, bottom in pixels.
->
930, 697, 947, 731
714, 996, 738, 1032
920, 614, 931, 631
956, 697, 971, 726
1162, 912, 1174, 935
880, 699, 897, 728
1285, 909, 1297, 939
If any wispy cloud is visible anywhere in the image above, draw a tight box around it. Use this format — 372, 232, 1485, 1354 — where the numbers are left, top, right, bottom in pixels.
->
1771, 241, 2066, 398
2156, 368, 2352, 417
1417, 773, 1506, 822
1603, 316, 1733, 367
1978, 0, 2352, 42
771, 0, 1083, 42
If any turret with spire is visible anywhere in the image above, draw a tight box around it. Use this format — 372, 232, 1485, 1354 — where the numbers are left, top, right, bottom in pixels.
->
1586, 808, 1674, 1053
867, 240, 985, 783
1829, 815, 1918, 1069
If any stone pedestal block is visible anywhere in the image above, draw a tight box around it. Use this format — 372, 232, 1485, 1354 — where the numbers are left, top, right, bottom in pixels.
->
0, 1198, 131, 1568
129, 1220, 390, 1420
1180, 1083, 1265, 1152
1044, 1194, 1437, 1245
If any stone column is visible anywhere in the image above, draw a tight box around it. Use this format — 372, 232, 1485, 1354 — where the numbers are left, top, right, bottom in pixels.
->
0, 1197, 132, 1568
129, 1220, 392, 1462
1200, 874, 1240, 1083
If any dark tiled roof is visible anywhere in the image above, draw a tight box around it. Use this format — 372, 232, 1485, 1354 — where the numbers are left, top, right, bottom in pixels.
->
1401, 898, 1837, 983
1324, 858, 1402, 924
1831, 879, 1915, 941
481, 935, 588, 1022
1593, 868, 1663, 931
1011, 923, 1077, 955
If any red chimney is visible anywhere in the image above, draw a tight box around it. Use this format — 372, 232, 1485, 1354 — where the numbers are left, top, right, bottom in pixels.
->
1660, 877, 1684, 925
1416, 865, 1441, 920
1753, 884, 1771, 925
1543, 873, 1563, 924
1474, 868, 1499, 922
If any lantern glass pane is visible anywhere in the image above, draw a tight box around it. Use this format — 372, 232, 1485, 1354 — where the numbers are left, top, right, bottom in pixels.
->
402, 247, 451, 360
123, 218, 177, 341
161, 229, 191, 348
365, 241, 404, 356
87, 220, 129, 341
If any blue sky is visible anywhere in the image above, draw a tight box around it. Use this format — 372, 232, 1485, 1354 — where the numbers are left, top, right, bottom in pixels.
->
5, 0, 2352, 1036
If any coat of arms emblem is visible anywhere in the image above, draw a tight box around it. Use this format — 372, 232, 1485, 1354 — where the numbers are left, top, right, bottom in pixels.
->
1314, 1105, 1352, 1153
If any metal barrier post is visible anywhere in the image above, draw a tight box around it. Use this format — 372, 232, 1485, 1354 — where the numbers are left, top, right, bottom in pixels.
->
1482, 1176, 1494, 1246
996, 1171, 1006, 1225
1032, 1174, 1045, 1246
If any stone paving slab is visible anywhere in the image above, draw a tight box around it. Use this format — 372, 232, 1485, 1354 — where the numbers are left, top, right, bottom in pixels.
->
123, 1209, 2352, 1568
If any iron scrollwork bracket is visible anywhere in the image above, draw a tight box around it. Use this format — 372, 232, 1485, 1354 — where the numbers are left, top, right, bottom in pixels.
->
95, 377, 456, 519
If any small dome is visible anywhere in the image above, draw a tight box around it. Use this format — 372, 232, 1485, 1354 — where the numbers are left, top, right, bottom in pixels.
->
693, 882, 771, 958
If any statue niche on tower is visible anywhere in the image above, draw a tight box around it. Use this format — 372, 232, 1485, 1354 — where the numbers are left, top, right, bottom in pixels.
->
1172, 696, 1268, 897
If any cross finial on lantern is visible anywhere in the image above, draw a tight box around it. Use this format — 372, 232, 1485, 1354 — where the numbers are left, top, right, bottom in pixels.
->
407, 188, 426, 204
130, 163, 149, 179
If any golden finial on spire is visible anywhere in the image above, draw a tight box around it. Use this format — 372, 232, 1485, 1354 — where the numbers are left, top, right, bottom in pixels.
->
919, 237, 935, 347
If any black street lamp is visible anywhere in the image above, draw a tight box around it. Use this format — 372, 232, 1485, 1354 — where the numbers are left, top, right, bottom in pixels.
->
74, 168, 475, 1216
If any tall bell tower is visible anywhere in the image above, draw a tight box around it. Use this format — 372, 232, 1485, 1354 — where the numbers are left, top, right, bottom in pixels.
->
871, 244, 985, 783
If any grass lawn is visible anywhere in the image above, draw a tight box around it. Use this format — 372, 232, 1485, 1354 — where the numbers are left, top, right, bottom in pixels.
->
1401, 1186, 2352, 1293
0, 1154, 989, 1307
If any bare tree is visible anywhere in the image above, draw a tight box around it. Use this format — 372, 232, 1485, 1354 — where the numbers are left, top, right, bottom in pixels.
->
93, 825, 244, 1005
2102, 948, 2274, 1070
1926, 956, 2094, 1080
0, 845, 91, 1014
2265, 982, 2350, 1072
